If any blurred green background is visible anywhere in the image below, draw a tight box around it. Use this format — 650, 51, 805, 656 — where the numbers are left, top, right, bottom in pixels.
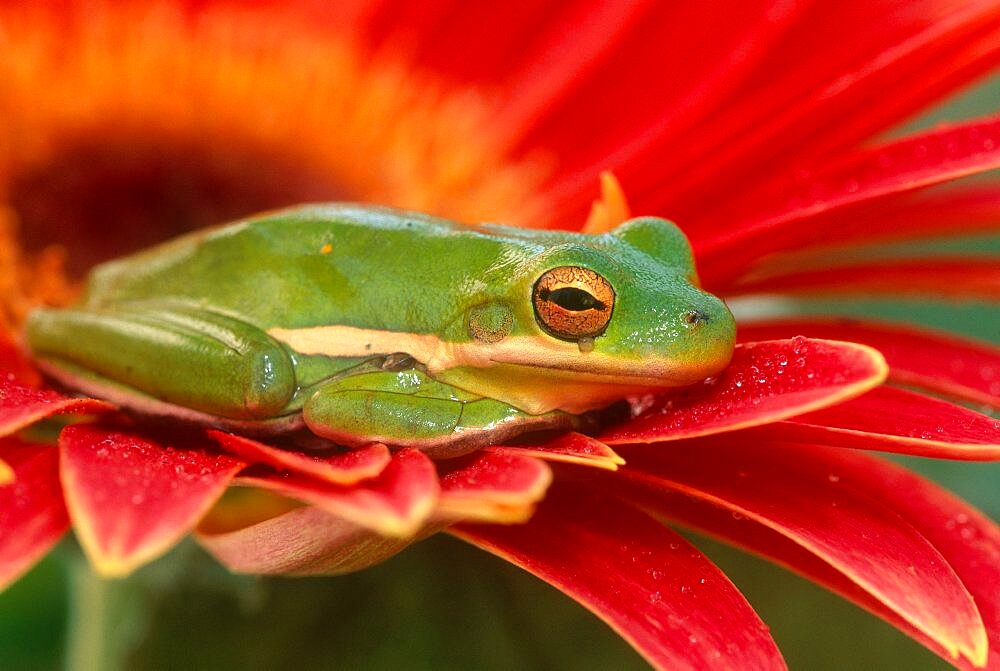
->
1, 77, 997, 671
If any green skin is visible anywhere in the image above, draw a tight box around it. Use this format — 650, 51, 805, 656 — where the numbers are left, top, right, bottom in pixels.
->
26, 204, 736, 457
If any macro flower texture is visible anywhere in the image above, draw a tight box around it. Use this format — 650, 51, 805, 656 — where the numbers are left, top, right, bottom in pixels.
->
1, 1, 999, 669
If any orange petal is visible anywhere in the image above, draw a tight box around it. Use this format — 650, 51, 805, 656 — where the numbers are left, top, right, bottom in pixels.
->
59, 425, 244, 576
601, 338, 887, 444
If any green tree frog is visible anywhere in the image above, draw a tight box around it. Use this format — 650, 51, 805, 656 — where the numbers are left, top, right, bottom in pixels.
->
26, 205, 736, 456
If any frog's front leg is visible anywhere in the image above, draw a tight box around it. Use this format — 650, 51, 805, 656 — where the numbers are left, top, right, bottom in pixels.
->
303, 367, 577, 457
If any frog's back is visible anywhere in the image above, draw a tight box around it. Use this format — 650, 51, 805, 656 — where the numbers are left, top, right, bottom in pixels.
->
81, 204, 545, 333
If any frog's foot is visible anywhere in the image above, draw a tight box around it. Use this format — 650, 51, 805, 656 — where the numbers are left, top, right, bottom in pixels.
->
303, 369, 577, 458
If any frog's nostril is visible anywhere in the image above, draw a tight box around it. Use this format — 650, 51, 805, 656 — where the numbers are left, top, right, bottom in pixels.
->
683, 310, 710, 327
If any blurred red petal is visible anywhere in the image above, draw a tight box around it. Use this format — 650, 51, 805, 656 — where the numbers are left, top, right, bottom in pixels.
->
737, 319, 1000, 408
610, 442, 989, 667
601, 338, 886, 444
206, 430, 391, 485
489, 432, 625, 471
543, 2, 1000, 227
762, 387, 1000, 460
59, 425, 244, 576
702, 185, 1000, 279
0, 376, 114, 438
197, 504, 432, 576
728, 258, 1000, 299
0, 439, 68, 591
238, 448, 439, 537
435, 451, 551, 523
0, 336, 40, 387
452, 483, 786, 671
698, 114, 1000, 286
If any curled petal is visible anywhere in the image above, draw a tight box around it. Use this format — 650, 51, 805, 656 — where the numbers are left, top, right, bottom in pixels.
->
237, 448, 439, 538
0, 376, 114, 438
737, 319, 1000, 408
489, 432, 625, 471
610, 442, 989, 668
760, 386, 1000, 460
601, 338, 886, 444
435, 451, 551, 524
0, 439, 68, 591
452, 483, 786, 671
198, 504, 438, 576
207, 430, 391, 485
59, 425, 244, 576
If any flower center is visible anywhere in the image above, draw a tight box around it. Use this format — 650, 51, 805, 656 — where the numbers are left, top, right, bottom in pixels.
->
0, 2, 548, 325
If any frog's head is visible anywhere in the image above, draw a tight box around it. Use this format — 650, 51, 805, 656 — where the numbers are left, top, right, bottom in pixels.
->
442, 217, 737, 414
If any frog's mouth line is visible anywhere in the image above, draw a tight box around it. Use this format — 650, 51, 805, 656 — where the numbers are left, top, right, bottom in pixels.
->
268, 325, 734, 388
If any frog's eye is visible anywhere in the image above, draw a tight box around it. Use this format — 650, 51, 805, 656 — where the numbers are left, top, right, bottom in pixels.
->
532, 266, 615, 341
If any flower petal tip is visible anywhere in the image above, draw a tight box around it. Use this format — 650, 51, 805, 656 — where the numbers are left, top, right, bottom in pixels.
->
436, 452, 552, 524
0, 459, 12, 485
60, 425, 243, 577
602, 337, 888, 444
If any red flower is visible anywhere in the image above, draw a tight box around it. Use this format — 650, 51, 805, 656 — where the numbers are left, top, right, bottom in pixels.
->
1, 2, 999, 669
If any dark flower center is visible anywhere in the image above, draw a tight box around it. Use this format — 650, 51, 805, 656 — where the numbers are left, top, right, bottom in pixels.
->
9, 131, 345, 273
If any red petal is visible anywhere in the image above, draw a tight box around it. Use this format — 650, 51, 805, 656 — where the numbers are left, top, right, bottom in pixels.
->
0, 376, 114, 438
737, 319, 1000, 408
704, 185, 1000, 280
601, 338, 886, 445
611, 442, 989, 667
0, 336, 40, 387
540, 3, 1000, 228
452, 483, 786, 671
489, 432, 625, 471
728, 258, 1000, 299
237, 448, 439, 537
435, 451, 551, 523
761, 387, 1000, 460
0, 439, 68, 591
698, 114, 1000, 286
197, 504, 432, 576
822, 448, 1000, 669
59, 425, 244, 576
206, 430, 391, 485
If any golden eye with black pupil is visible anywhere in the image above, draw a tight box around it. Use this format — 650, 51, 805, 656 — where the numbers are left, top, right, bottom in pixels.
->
532, 266, 615, 341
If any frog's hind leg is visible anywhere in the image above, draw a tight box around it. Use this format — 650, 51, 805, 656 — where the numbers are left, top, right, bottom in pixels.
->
26, 301, 297, 422
303, 368, 576, 457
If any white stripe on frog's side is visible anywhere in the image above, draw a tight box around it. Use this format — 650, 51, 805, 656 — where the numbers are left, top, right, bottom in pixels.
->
266, 324, 723, 415
266, 324, 709, 382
